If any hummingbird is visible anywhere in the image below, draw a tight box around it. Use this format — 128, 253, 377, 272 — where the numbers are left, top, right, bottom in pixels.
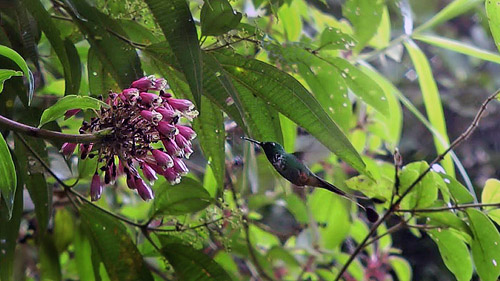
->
242, 137, 379, 222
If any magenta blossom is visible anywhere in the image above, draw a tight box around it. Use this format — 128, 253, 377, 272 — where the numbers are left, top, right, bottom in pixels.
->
66, 75, 198, 201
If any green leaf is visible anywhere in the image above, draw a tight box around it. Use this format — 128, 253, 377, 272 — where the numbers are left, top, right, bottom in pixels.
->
201, 0, 242, 36
0, 45, 33, 104
482, 179, 500, 225
53, 208, 75, 253
413, 34, 500, 64
404, 40, 454, 177
39, 95, 108, 127
87, 46, 120, 95
424, 211, 472, 239
486, 0, 500, 53
0, 133, 16, 218
399, 161, 438, 209
428, 229, 473, 281
319, 27, 357, 50
74, 222, 96, 281
67, 0, 143, 89
415, 0, 482, 33
466, 209, 500, 281
344, 0, 384, 50
152, 178, 213, 216
389, 256, 412, 281
212, 51, 366, 174
80, 204, 154, 281
159, 243, 232, 281
39, 234, 62, 281
0, 169, 22, 281
145, 0, 203, 108
0, 69, 22, 93
438, 173, 474, 204
23, 0, 81, 95
330, 58, 389, 117
277, 2, 302, 41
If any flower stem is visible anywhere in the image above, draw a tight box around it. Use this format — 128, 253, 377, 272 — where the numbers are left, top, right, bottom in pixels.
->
0, 114, 100, 143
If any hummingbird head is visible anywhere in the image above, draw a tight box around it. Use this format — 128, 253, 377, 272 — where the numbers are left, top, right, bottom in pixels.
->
242, 137, 285, 158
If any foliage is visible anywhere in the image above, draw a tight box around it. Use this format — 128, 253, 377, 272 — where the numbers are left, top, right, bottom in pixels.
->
0, 0, 500, 280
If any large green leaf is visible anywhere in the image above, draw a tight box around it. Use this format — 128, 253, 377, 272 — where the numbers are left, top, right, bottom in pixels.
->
67, 0, 143, 89
413, 34, 500, 64
0, 168, 22, 281
39, 234, 62, 280
212, 51, 366, 174
0, 133, 16, 218
74, 222, 96, 281
415, 0, 482, 33
344, 0, 384, 49
428, 229, 473, 281
201, 0, 242, 36
0, 69, 22, 93
159, 242, 231, 280
152, 178, 213, 216
404, 40, 454, 177
145, 0, 202, 107
466, 209, 500, 281
486, 0, 500, 53
398, 161, 438, 209
319, 27, 357, 51
39, 95, 108, 127
481, 179, 500, 225
423, 211, 472, 239
388, 256, 412, 281
438, 173, 474, 204
80, 204, 154, 281
23, 0, 81, 95
87, 47, 120, 96
0, 45, 33, 104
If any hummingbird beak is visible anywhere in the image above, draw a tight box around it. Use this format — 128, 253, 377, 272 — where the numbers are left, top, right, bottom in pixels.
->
241, 136, 262, 146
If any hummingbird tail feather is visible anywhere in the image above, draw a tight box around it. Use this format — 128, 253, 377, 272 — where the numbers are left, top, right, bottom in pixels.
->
314, 176, 367, 211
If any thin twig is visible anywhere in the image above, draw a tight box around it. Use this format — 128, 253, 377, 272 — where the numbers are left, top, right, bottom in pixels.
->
334, 90, 499, 281
147, 216, 227, 232
1, 115, 100, 143
397, 202, 500, 213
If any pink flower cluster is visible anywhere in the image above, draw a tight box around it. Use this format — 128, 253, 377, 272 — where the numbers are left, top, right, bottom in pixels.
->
61, 75, 198, 201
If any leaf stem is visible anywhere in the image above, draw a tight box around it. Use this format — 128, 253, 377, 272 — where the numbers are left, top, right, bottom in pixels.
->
0, 114, 100, 143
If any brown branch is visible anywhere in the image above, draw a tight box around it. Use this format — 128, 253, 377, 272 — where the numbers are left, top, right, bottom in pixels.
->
1, 115, 100, 143
334, 90, 499, 281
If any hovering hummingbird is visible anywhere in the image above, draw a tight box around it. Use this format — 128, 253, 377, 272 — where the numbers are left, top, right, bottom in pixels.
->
242, 137, 379, 222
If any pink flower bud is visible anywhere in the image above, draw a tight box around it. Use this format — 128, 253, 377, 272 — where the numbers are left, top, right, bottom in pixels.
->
155, 107, 178, 123
163, 167, 181, 184
122, 88, 139, 99
175, 134, 191, 149
140, 163, 158, 182
157, 121, 178, 137
177, 125, 197, 140
173, 157, 189, 175
64, 109, 80, 119
131, 76, 153, 91
167, 98, 194, 112
151, 77, 168, 91
61, 142, 77, 156
147, 163, 165, 175
118, 161, 125, 175
135, 177, 154, 200
91, 173, 103, 201
139, 92, 161, 105
160, 91, 172, 98
184, 145, 194, 159
152, 149, 173, 167
140, 110, 163, 124
126, 173, 137, 189
162, 138, 183, 156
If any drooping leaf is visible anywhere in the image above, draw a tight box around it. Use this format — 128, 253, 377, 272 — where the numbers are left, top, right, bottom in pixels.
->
414, 34, 500, 64
0, 133, 16, 218
145, 0, 202, 107
23, 0, 81, 95
439, 173, 474, 204
428, 229, 473, 281
486, 0, 500, 53
74, 222, 96, 281
0, 45, 33, 104
277, 1, 302, 41
466, 209, 500, 281
87, 46, 120, 96
423, 211, 472, 240
67, 0, 143, 89
152, 178, 213, 217
398, 161, 438, 209
416, 0, 482, 33
80, 204, 154, 281
159, 242, 231, 281
53, 208, 75, 253
212, 51, 366, 174
343, 0, 384, 49
481, 179, 500, 225
0, 69, 22, 93
201, 0, 242, 36
0, 168, 22, 281
319, 27, 356, 50
404, 39, 454, 177
39, 234, 62, 281
39, 95, 108, 127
